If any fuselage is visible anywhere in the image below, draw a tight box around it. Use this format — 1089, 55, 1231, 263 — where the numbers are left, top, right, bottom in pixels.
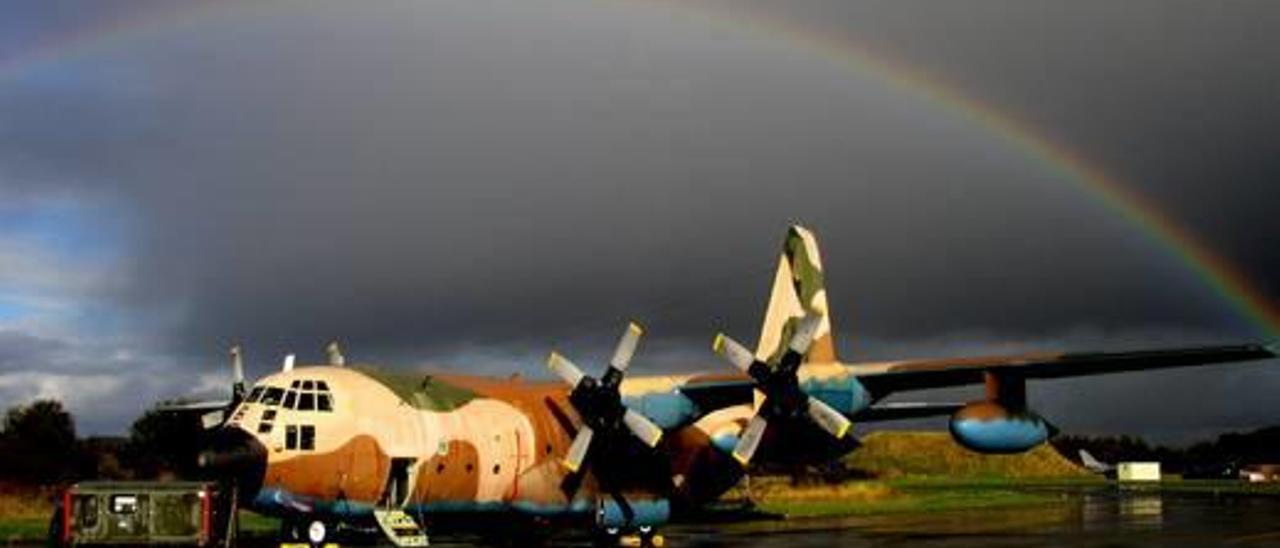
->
217, 364, 769, 523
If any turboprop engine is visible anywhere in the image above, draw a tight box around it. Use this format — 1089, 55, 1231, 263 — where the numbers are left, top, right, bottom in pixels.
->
947, 370, 1058, 454
947, 401, 1050, 454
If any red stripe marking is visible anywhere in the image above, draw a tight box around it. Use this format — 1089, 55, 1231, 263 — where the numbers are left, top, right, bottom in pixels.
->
512, 429, 521, 500
62, 489, 72, 542
200, 488, 211, 545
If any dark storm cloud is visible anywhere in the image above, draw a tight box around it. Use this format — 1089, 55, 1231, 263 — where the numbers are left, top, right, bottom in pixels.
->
0, 330, 67, 373
0, 0, 1276, 435
707, 0, 1280, 290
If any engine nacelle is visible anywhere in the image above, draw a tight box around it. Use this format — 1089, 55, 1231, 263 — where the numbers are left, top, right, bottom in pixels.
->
948, 401, 1049, 454
597, 498, 670, 529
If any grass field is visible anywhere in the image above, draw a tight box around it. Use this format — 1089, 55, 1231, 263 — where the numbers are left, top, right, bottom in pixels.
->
716, 431, 1097, 519
844, 431, 1092, 479
0, 488, 53, 544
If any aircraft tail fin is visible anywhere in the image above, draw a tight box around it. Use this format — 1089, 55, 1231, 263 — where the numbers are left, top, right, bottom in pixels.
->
1078, 449, 1112, 472
755, 225, 838, 365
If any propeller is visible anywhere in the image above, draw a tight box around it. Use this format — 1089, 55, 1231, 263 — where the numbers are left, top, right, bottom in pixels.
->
711, 314, 852, 466
326, 340, 346, 366
230, 345, 246, 404
547, 322, 664, 473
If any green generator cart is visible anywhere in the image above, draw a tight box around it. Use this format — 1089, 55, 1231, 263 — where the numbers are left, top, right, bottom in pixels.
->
51, 481, 229, 546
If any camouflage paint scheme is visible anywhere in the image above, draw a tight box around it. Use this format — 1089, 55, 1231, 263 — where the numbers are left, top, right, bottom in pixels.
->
210, 225, 1274, 528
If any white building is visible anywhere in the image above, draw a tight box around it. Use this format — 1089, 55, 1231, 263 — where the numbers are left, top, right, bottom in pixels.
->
1117, 462, 1162, 482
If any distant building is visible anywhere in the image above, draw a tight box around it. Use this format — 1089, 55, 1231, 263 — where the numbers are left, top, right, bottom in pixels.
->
1240, 464, 1280, 483
1117, 462, 1161, 482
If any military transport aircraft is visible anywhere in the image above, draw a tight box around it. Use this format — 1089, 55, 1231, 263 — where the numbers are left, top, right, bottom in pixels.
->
176, 225, 1274, 546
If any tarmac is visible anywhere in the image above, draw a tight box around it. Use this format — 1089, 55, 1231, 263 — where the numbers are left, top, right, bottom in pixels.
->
434, 487, 1280, 547
223, 486, 1280, 547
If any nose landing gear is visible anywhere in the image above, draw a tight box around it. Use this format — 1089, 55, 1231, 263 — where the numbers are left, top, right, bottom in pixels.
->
280, 517, 337, 548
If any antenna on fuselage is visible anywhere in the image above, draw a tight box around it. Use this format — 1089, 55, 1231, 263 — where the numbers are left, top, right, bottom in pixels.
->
282, 353, 295, 372
229, 344, 246, 403
326, 340, 345, 366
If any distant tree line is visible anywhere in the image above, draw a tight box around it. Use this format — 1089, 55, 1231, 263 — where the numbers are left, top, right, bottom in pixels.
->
1053, 428, 1280, 473
0, 399, 208, 486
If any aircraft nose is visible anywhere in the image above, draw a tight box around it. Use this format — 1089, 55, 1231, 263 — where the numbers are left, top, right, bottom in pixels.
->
199, 427, 267, 503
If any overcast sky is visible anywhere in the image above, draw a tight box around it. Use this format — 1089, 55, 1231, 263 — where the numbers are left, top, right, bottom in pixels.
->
1, 0, 1277, 441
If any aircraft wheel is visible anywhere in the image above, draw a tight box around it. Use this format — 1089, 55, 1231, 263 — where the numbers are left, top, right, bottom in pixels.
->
591, 526, 621, 547
306, 519, 330, 547
638, 525, 664, 547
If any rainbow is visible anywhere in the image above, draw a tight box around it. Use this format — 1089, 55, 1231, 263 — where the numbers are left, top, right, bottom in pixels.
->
657, 4, 1280, 338
0, 4, 201, 83
3, 2, 1275, 338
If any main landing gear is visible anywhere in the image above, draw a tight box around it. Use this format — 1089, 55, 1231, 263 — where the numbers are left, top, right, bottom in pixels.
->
595, 524, 665, 547
280, 517, 337, 548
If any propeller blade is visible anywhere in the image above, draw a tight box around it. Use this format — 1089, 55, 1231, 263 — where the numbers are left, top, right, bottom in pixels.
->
562, 425, 594, 473
281, 353, 295, 372
326, 340, 346, 366
713, 333, 756, 373
732, 415, 768, 466
230, 345, 245, 384
806, 396, 852, 439
609, 322, 644, 373
787, 314, 823, 355
229, 345, 246, 402
622, 408, 664, 448
201, 410, 225, 430
546, 352, 587, 389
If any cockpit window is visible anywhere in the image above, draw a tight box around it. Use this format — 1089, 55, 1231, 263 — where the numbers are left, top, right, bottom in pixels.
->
261, 387, 284, 406
264, 379, 334, 412
258, 408, 276, 433
290, 380, 301, 389
300, 425, 315, 450
246, 387, 265, 403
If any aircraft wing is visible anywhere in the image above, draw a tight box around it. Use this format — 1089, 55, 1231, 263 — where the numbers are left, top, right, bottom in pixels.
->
853, 343, 1276, 398
641, 344, 1272, 426
672, 375, 754, 415
852, 402, 965, 422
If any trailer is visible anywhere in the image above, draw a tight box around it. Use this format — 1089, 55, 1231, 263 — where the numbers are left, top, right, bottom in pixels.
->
1117, 462, 1162, 482
51, 481, 230, 546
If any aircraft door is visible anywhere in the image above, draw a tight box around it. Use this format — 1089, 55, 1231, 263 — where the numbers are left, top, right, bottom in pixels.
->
501, 424, 536, 502
507, 429, 525, 501
380, 458, 418, 508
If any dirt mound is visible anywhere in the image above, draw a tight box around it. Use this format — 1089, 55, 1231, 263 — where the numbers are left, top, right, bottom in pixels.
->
844, 431, 1090, 479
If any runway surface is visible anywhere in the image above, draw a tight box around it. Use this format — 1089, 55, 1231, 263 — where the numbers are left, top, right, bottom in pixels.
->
658, 490, 1280, 547
206, 486, 1280, 547
421, 487, 1280, 547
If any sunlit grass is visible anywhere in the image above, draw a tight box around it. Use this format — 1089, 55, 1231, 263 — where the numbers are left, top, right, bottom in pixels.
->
844, 431, 1092, 479
0, 488, 53, 520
